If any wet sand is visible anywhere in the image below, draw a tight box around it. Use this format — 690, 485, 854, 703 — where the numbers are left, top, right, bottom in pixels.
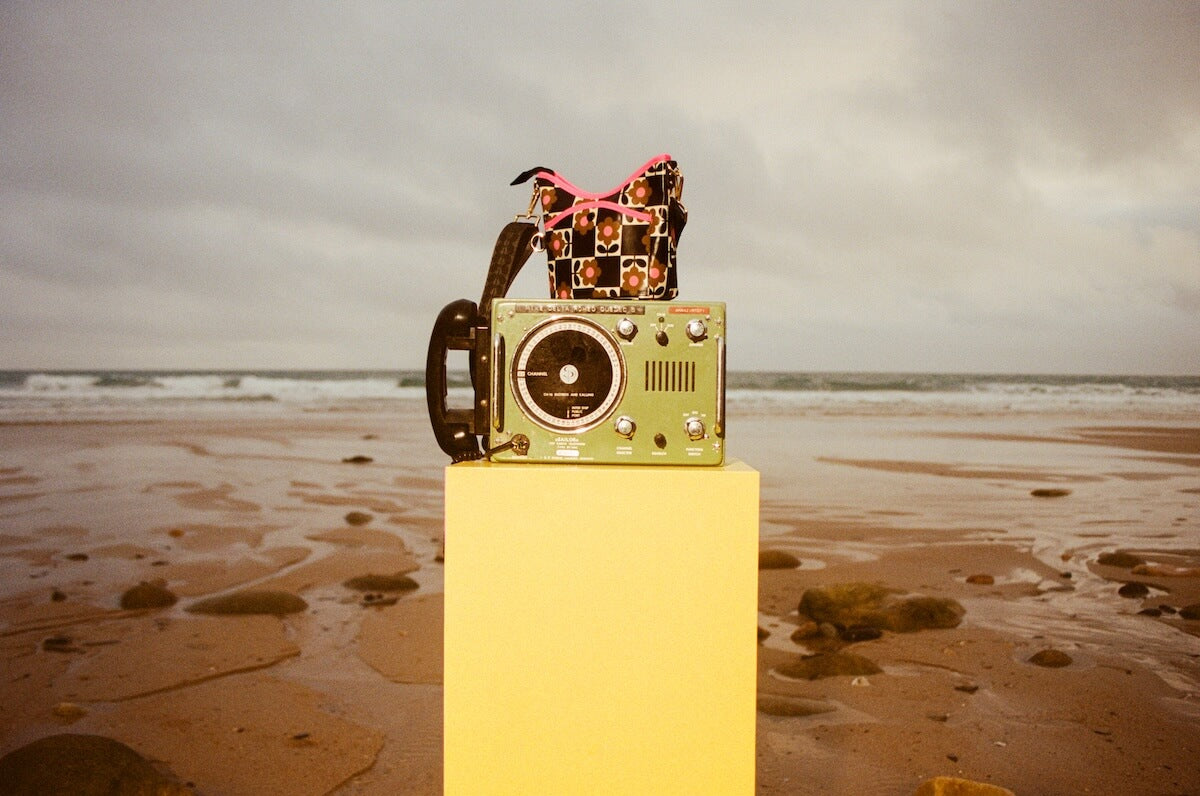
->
0, 401, 1197, 794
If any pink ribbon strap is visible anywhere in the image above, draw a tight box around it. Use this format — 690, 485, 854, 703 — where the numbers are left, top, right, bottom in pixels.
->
534, 153, 672, 200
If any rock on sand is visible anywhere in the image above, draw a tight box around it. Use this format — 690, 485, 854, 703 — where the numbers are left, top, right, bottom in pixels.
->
0, 733, 193, 795
119, 580, 178, 610
756, 695, 837, 717
1097, 551, 1146, 568
186, 589, 307, 616
798, 582, 965, 633
343, 573, 419, 593
775, 651, 883, 680
758, 549, 801, 569
913, 776, 1016, 796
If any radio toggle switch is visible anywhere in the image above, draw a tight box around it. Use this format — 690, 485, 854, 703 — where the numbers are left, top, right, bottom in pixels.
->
684, 416, 706, 440
685, 318, 708, 342
615, 318, 638, 341
613, 415, 636, 439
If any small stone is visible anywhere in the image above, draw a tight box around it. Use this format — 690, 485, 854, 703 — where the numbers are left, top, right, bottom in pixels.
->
1096, 551, 1146, 568
187, 589, 308, 616
65, 553, 89, 561
168, 528, 185, 538
775, 651, 883, 680
756, 696, 836, 717
927, 713, 949, 722
1139, 608, 1162, 617
840, 625, 883, 643
51, 702, 87, 720
757, 626, 769, 643
42, 636, 81, 653
342, 455, 373, 464
1159, 604, 1178, 615
343, 574, 419, 593
885, 596, 965, 632
1118, 582, 1150, 599
120, 581, 178, 610
1030, 488, 1071, 498
1180, 603, 1200, 620
50, 589, 67, 602
965, 574, 994, 585
954, 683, 980, 694
1029, 648, 1073, 668
914, 776, 1016, 796
344, 511, 373, 526
758, 550, 801, 570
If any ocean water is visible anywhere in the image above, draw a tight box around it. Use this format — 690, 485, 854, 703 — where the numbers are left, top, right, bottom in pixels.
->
0, 370, 1197, 422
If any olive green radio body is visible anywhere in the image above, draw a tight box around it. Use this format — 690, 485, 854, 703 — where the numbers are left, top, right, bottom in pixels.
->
483, 299, 725, 465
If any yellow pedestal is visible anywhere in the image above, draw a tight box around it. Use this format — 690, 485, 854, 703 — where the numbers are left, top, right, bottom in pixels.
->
444, 460, 759, 795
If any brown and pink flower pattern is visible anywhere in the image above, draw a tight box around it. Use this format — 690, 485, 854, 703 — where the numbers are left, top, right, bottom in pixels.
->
529, 158, 686, 299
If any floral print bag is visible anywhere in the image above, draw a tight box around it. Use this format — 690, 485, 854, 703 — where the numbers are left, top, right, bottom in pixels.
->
511, 154, 687, 300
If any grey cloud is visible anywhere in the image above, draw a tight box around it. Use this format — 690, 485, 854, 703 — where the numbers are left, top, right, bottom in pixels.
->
0, 1, 1196, 372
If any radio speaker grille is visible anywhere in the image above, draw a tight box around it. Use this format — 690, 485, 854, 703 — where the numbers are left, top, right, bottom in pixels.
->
645, 361, 696, 392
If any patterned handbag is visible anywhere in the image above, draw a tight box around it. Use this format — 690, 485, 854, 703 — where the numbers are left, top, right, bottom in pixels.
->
511, 154, 687, 300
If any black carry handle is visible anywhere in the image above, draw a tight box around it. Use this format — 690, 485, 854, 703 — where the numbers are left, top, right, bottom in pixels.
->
425, 298, 486, 462
425, 222, 538, 464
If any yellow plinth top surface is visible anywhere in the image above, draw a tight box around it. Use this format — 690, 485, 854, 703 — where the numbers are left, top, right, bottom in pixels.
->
444, 459, 759, 795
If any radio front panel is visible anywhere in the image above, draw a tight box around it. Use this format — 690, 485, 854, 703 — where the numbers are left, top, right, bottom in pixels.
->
488, 299, 725, 465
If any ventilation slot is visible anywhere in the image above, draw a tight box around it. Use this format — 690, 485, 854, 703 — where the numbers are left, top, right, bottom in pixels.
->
645, 361, 696, 392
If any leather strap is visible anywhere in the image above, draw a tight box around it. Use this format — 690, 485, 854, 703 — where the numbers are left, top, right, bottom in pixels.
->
479, 221, 538, 318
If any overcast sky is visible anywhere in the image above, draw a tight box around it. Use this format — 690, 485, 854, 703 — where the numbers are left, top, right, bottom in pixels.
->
2, 2, 1197, 373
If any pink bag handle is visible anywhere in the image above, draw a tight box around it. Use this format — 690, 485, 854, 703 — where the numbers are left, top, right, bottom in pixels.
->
533, 153, 673, 199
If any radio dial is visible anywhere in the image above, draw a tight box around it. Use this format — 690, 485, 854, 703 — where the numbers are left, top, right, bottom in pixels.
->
685, 417, 706, 441
613, 416, 636, 439
685, 318, 708, 342
655, 330, 669, 346
616, 318, 638, 341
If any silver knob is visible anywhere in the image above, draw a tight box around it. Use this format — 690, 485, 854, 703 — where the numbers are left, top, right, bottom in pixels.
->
685, 318, 708, 342
684, 417, 705, 440
616, 318, 637, 340
614, 416, 636, 439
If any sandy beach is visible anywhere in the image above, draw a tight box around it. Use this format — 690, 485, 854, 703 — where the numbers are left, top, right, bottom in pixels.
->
0, 395, 1197, 794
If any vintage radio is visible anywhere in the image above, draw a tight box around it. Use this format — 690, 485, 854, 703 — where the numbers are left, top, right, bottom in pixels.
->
488, 299, 724, 464
426, 296, 725, 466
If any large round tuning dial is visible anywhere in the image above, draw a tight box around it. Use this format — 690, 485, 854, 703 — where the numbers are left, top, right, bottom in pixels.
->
511, 317, 626, 433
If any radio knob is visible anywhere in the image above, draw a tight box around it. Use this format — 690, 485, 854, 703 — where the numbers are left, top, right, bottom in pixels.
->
684, 417, 706, 440
655, 330, 669, 346
616, 318, 638, 341
613, 415, 636, 439
685, 318, 708, 342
